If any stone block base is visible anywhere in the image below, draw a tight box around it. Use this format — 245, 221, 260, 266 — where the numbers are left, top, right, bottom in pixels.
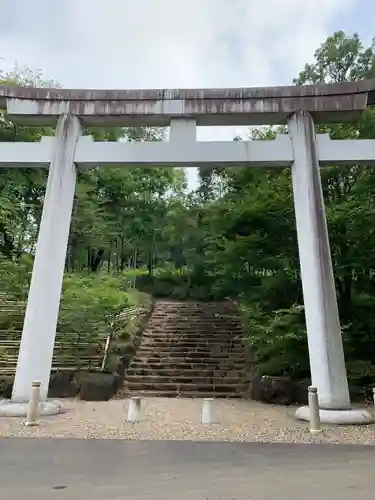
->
0, 399, 62, 417
295, 405, 374, 425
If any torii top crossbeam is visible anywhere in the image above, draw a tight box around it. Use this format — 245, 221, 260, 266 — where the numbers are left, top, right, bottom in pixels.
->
1, 79, 375, 127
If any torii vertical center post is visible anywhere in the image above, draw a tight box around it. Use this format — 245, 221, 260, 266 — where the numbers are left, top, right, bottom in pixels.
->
0, 82, 375, 422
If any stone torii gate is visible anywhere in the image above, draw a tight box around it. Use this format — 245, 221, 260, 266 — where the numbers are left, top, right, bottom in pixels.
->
0, 81, 374, 424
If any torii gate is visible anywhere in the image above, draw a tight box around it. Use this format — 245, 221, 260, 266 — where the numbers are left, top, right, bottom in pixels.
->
0, 81, 375, 424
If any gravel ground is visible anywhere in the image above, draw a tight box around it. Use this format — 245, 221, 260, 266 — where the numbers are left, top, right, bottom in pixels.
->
0, 398, 375, 444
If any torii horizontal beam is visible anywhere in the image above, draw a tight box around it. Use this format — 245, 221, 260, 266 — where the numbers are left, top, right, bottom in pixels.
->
0, 134, 374, 168
1, 78, 375, 126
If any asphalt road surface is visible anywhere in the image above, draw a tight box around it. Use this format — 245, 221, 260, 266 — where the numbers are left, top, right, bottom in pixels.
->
1, 438, 375, 499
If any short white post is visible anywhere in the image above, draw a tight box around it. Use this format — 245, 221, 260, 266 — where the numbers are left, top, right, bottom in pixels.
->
372, 388, 375, 408
201, 398, 218, 424
127, 397, 141, 422
25, 381, 41, 427
308, 386, 322, 435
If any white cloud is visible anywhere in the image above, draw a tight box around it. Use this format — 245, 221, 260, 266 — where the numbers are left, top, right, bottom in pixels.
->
1, 0, 354, 88
0, 0, 355, 189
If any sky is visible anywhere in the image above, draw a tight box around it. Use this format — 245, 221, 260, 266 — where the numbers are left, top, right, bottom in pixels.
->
0, 0, 374, 189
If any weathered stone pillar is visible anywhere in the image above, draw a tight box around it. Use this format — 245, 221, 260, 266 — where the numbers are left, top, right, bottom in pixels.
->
287, 111, 372, 424
11, 114, 81, 405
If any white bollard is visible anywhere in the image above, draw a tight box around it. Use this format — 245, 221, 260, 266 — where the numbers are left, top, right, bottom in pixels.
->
308, 386, 322, 435
201, 398, 218, 424
127, 397, 141, 422
373, 388, 375, 409
25, 381, 41, 427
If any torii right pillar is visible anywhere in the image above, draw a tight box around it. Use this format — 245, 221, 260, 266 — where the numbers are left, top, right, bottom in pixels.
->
287, 111, 372, 425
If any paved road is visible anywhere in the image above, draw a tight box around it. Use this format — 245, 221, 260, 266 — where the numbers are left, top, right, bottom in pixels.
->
1, 438, 375, 499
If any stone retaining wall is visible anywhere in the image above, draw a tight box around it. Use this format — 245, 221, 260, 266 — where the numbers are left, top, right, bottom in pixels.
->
248, 375, 373, 405
0, 370, 123, 401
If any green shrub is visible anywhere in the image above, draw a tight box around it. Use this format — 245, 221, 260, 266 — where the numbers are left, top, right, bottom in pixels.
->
341, 293, 375, 387
0, 254, 33, 300
60, 273, 136, 336
241, 302, 309, 379
241, 292, 375, 387
342, 294, 375, 361
130, 265, 221, 300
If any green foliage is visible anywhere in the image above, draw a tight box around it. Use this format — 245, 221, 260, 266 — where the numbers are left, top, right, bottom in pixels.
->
240, 303, 309, 378
0, 259, 153, 371
0, 346, 6, 361
0, 255, 33, 300
60, 274, 131, 336
59, 273, 153, 371
340, 294, 375, 386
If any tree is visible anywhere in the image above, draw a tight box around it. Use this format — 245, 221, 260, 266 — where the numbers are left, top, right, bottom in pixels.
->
295, 31, 375, 313
0, 62, 57, 259
0, 60, 187, 273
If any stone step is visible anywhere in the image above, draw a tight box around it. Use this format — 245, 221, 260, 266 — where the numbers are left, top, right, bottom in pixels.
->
146, 317, 239, 320
124, 381, 246, 393
145, 326, 240, 333
149, 319, 238, 323
142, 337, 243, 344
150, 301, 236, 308
144, 326, 243, 338
130, 359, 245, 368
120, 300, 245, 399
143, 336, 242, 342
141, 337, 243, 344
118, 390, 243, 399
147, 310, 239, 314
136, 347, 244, 355
141, 331, 243, 340
126, 367, 245, 377
151, 316, 238, 324
132, 360, 244, 368
136, 353, 244, 360
140, 343, 244, 351
148, 318, 237, 321
150, 310, 237, 315
145, 315, 240, 320
142, 328, 244, 341
129, 365, 248, 379
141, 335, 243, 341
139, 345, 244, 352
150, 304, 236, 308
150, 307, 237, 311
125, 375, 242, 384
134, 351, 245, 359
143, 333, 242, 338
151, 318, 237, 322
149, 316, 238, 321
147, 311, 239, 317
137, 345, 245, 359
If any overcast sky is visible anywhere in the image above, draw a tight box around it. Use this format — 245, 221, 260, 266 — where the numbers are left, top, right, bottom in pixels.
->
0, 0, 373, 189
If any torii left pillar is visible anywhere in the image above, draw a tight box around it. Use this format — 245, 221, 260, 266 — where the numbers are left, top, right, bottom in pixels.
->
0, 114, 81, 416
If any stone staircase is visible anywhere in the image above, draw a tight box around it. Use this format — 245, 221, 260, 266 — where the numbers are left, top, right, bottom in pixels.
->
122, 300, 248, 398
